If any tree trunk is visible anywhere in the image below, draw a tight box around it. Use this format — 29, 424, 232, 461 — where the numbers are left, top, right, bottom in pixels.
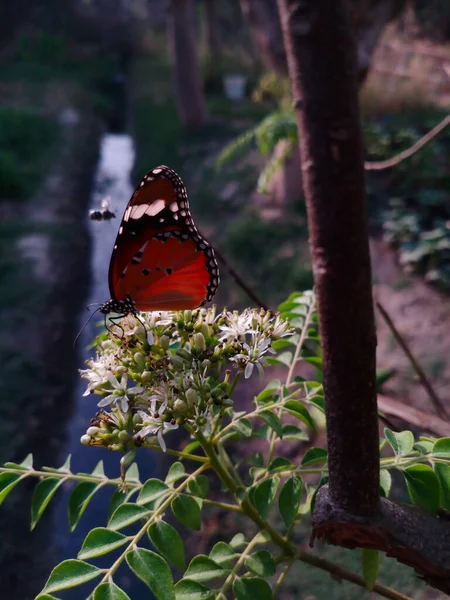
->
167, 0, 207, 128
277, 0, 379, 516
240, 0, 288, 74
204, 0, 221, 66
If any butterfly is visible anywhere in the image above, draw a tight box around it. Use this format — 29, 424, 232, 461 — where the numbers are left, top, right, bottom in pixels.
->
89, 196, 116, 221
99, 165, 219, 317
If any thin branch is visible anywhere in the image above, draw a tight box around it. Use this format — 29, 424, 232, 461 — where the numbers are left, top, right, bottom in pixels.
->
378, 393, 450, 437
364, 114, 450, 171
213, 246, 269, 310
376, 301, 448, 420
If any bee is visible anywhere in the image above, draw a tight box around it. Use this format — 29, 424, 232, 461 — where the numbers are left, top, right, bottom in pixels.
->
89, 196, 116, 221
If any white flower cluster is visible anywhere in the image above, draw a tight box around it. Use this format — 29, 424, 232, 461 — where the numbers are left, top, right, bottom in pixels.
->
79, 307, 291, 453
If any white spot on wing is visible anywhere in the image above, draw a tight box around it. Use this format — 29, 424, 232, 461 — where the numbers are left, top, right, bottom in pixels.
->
169, 202, 179, 212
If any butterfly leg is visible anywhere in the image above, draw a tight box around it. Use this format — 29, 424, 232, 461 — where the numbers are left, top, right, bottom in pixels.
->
105, 314, 126, 339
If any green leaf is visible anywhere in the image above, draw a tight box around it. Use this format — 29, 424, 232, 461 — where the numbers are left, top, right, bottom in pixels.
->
42, 560, 101, 593
183, 441, 201, 454
0, 472, 23, 504
126, 548, 175, 600
108, 488, 137, 520
308, 395, 325, 412
268, 457, 294, 472
284, 401, 316, 432
271, 339, 296, 350
188, 474, 209, 499
174, 579, 213, 600
233, 577, 272, 600
256, 380, 280, 404
108, 503, 150, 530
31, 478, 64, 529
209, 542, 235, 569
36, 595, 60, 600
232, 418, 253, 438
68, 482, 102, 531
184, 555, 228, 582
278, 475, 303, 528
172, 494, 201, 530
384, 429, 414, 457
148, 520, 186, 570
267, 351, 292, 367
414, 441, 433, 455
362, 549, 379, 591
301, 447, 327, 466
434, 462, 450, 510
380, 470, 392, 498
252, 477, 279, 520
4, 453, 33, 470
93, 582, 131, 600
245, 550, 276, 577
258, 411, 283, 438
165, 462, 186, 485
376, 368, 396, 389
78, 528, 127, 560
229, 533, 246, 549
302, 356, 322, 370
403, 465, 440, 512
281, 424, 309, 441
137, 479, 169, 507
433, 438, 450, 458
124, 462, 140, 483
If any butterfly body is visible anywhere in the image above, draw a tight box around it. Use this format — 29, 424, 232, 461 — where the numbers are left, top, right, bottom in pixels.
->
100, 166, 219, 316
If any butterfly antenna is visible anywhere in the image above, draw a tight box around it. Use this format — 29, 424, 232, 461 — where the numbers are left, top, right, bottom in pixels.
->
86, 302, 103, 310
74, 307, 102, 348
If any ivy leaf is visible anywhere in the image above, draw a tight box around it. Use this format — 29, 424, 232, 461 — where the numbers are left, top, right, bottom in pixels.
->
126, 548, 175, 600
174, 579, 212, 600
245, 550, 276, 577
379, 470, 392, 498
137, 479, 169, 508
258, 411, 283, 438
434, 462, 450, 510
148, 520, 186, 570
253, 477, 279, 520
403, 465, 440, 512
108, 503, 150, 530
301, 447, 327, 466
42, 560, 101, 593
165, 462, 186, 485
384, 429, 414, 457
188, 475, 209, 499
78, 528, 127, 560
209, 542, 235, 569
93, 582, 131, 600
433, 438, 450, 458
172, 494, 201, 530
278, 475, 303, 528
0, 471, 24, 505
233, 577, 272, 600
284, 401, 316, 432
362, 549, 379, 591
184, 555, 228, 582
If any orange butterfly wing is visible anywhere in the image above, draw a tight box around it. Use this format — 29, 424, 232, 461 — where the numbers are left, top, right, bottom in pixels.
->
107, 166, 219, 312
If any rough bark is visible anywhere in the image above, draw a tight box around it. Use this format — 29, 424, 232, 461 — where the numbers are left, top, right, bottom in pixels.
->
277, 0, 379, 515
167, 0, 207, 127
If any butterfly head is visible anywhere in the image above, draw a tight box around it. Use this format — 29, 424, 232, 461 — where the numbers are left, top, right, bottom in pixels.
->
100, 296, 136, 316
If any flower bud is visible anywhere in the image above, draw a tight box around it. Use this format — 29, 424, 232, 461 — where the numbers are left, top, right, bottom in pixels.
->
196, 416, 207, 427
192, 333, 206, 352
116, 366, 127, 376
185, 388, 198, 406
183, 310, 192, 323
134, 352, 146, 370
118, 430, 131, 442
86, 426, 100, 436
142, 371, 153, 384
135, 324, 147, 344
173, 399, 189, 415
120, 449, 136, 467
160, 335, 170, 350
80, 434, 92, 445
